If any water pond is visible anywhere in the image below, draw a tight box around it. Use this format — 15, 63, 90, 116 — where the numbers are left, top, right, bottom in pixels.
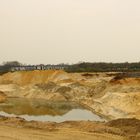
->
0, 98, 105, 122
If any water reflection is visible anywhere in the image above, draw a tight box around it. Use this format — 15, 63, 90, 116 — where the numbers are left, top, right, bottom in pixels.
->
0, 98, 81, 116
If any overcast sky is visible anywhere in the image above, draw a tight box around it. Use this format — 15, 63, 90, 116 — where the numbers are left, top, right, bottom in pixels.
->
0, 0, 140, 64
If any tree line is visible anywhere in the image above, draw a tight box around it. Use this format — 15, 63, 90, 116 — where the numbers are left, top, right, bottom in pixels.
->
65, 62, 140, 72
1, 61, 140, 74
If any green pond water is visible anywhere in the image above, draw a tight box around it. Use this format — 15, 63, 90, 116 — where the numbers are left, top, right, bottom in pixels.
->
0, 98, 105, 122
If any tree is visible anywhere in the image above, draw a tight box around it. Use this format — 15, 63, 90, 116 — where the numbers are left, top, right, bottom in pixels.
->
2, 61, 22, 67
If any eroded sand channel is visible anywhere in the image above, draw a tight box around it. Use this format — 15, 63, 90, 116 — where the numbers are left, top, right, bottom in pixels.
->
0, 98, 105, 122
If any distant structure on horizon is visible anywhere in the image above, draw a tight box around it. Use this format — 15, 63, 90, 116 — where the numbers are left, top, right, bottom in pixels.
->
11, 64, 67, 72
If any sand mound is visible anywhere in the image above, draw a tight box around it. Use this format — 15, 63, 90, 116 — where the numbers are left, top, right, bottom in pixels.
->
0, 70, 70, 86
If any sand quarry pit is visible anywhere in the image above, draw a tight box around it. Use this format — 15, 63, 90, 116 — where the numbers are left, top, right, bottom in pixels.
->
0, 70, 140, 139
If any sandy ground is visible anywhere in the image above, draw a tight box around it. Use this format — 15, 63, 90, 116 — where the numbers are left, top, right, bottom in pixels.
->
0, 116, 140, 140
0, 125, 124, 140
0, 116, 126, 140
